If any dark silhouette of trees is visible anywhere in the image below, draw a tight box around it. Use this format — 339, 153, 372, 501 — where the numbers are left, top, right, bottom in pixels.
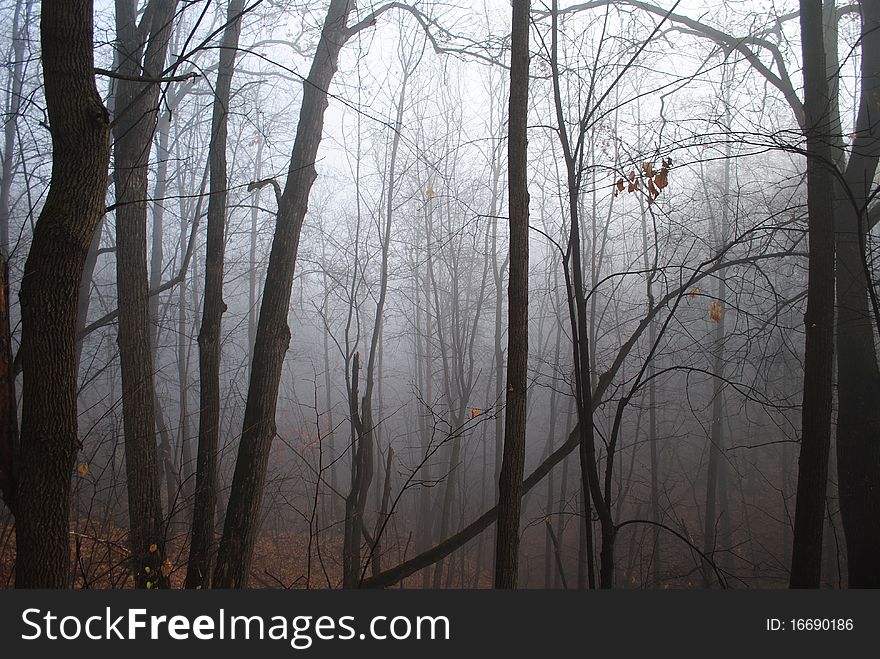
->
14, 0, 110, 587
789, 0, 836, 589
212, 0, 356, 588
0, 0, 876, 592
111, 0, 178, 589
833, 0, 880, 587
494, 0, 530, 589
186, 0, 247, 591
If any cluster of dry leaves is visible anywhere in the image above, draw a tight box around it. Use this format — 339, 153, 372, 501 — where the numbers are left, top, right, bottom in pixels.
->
613, 158, 672, 203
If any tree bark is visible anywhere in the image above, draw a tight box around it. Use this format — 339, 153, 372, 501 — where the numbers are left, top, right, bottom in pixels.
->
112, 0, 177, 589
14, 0, 110, 587
186, 0, 245, 590
834, 0, 880, 587
789, 0, 836, 588
212, 0, 354, 588
494, 0, 530, 589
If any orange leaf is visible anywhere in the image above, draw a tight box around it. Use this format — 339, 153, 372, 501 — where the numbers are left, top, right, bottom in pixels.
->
708, 301, 723, 323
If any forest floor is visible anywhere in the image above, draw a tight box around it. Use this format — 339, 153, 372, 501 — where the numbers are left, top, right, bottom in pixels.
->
0, 520, 336, 588
0, 519, 494, 589
0, 516, 791, 588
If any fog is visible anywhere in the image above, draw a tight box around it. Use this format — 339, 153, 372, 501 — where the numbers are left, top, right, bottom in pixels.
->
1, 0, 877, 589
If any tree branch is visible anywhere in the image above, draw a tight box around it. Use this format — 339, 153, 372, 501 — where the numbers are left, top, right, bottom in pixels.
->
75, 211, 201, 342
535, 0, 805, 126
361, 242, 801, 588
345, 2, 506, 67
94, 68, 199, 84
247, 177, 282, 208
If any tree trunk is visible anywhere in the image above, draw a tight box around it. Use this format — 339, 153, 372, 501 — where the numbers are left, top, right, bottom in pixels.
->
834, 0, 880, 587
14, 0, 110, 587
788, 0, 836, 588
148, 108, 179, 534
549, 0, 612, 588
186, 0, 245, 590
494, 0, 530, 589
112, 0, 177, 589
212, 0, 354, 588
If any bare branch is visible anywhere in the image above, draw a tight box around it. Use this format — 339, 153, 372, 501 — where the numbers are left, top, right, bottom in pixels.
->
248, 177, 283, 208
94, 68, 199, 84
534, 0, 805, 126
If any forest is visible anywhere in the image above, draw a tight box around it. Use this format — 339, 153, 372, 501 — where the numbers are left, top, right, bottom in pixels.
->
0, 0, 877, 590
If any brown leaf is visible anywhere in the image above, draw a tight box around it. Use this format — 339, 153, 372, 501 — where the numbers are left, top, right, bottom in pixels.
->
654, 169, 668, 190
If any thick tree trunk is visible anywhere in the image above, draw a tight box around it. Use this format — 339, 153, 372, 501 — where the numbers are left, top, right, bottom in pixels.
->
112, 0, 177, 589
14, 0, 110, 587
186, 0, 245, 590
212, 0, 354, 588
494, 0, 530, 589
834, 0, 880, 588
789, 0, 836, 588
